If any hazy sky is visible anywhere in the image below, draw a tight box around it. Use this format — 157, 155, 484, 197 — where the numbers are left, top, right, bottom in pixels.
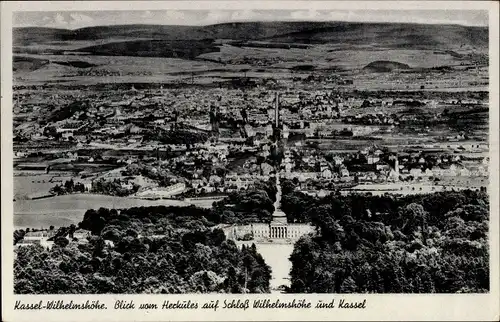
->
13, 10, 488, 29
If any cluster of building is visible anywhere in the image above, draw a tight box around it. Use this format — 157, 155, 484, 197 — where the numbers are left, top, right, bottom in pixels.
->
13, 81, 489, 231
15, 228, 90, 250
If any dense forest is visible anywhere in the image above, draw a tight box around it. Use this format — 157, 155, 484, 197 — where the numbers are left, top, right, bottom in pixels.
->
280, 179, 489, 293
212, 179, 277, 224
14, 205, 272, 294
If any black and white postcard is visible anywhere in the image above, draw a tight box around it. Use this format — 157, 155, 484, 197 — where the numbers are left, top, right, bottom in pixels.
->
1, 1, 499, 321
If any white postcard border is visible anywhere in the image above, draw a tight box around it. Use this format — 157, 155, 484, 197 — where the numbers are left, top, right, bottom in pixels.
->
2, 1, 499, 321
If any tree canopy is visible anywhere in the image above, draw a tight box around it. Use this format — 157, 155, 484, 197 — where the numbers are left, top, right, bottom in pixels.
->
14, 205, 271, 294
287, 189, 489, 293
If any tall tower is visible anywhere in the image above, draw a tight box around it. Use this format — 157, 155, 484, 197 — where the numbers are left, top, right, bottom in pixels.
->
272, 92, 282, 144
275, 92, 280, 128
395, 155, 399, 176
209, 104, 220, 138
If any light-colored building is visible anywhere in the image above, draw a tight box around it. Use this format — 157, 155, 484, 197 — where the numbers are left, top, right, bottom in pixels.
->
409, 168, 423, 177
72, 229, 90, 240
135, 182, 186, 198
219, 222, 314, 241
16, 231, 56, 249
340, 168, 350, 177
321, 168, 333, 179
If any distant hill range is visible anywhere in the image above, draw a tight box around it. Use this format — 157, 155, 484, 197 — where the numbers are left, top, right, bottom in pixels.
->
14, 21, 488, 50
363, 60, 411, 72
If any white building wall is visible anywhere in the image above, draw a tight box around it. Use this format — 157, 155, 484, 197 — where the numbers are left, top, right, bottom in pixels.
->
221, 223, 314, 241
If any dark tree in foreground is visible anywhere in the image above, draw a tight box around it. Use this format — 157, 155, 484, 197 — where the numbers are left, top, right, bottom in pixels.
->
14, 205, 271, 294
287, 189, 489, 293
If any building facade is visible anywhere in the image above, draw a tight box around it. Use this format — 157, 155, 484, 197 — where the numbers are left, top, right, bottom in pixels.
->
219, 222, 314, 242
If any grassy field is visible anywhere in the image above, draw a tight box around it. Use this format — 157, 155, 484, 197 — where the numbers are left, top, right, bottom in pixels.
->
201, 45, 465, 69
14, 172, 75, 200
14, 193, 190, 229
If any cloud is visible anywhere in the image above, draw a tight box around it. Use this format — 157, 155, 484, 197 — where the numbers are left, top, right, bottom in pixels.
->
327, 10, 353, 21
290, 10, 326, 21
69, 13, 94, 27
164, 10, 187, 24
40, 12, 94, 29
141, 10, 152, 18
205, 10, 233, 23
230, 10, 255, 22
53, 13, 67, 27
326, 10, 488, 26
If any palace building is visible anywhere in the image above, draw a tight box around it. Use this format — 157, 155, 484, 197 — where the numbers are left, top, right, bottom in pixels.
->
220, 222, 314, 241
